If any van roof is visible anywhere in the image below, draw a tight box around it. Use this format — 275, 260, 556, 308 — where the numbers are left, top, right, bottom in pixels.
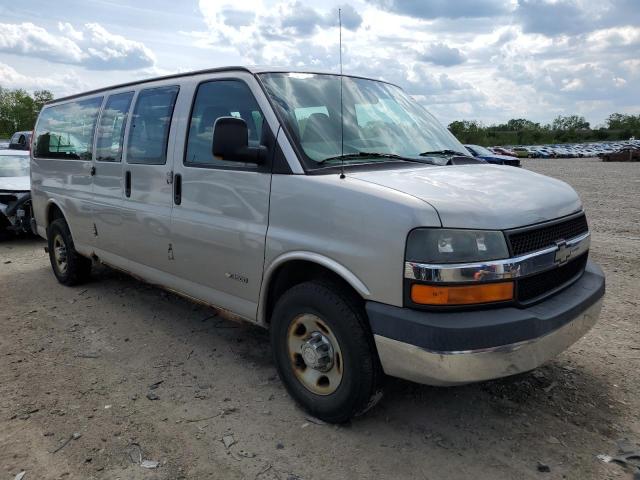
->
46, 66, 401, 105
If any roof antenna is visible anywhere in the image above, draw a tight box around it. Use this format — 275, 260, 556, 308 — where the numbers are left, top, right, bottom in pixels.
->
338, 7, 346, 180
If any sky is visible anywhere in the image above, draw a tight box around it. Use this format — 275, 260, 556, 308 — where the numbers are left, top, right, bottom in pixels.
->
0, 0, 638, 127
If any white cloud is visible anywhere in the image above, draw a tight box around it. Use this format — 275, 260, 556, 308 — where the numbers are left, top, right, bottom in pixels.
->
0, 0, 638, 126
0, 22, 84, 64
417, 42, 466, 66
0, 61, 87, 94
0, 21, 155, 70
82, 23, 156, 70
58, 22, 84, 41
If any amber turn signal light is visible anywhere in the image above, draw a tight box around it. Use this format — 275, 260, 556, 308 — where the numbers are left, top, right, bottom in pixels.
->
411, 282, 514, 306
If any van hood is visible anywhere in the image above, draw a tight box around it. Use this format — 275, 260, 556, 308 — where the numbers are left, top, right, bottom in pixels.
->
0, 176, 30, 192
347, 164, 582, 230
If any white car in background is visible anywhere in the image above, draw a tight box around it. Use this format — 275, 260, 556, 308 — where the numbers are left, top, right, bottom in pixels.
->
0, 149, 33, 237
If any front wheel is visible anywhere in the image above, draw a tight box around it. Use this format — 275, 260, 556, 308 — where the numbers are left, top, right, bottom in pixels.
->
270, 281, 382, 423
47, 218, 92, 286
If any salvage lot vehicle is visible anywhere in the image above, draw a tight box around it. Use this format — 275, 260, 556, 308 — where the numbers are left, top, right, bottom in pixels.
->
464, 144, 521, 166
8, 131, 32, 151
600, 146, 640, 162
511, 146, 532, 158
491, 146, 517, 157
30, 67, 605, 423
0, 149, 33, 237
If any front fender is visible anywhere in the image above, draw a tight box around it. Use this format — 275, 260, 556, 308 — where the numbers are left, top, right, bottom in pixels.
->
257, 251, 371, 325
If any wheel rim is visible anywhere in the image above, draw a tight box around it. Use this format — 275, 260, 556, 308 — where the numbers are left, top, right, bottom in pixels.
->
53, 234, 68, 275
287, 313, 344, 396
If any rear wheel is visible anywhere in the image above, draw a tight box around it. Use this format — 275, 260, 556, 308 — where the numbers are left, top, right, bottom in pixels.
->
47, 218, 91, 286
270, 281, 382, 423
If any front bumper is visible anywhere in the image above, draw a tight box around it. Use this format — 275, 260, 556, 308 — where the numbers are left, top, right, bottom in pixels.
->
368, 261, 605, 386
0, 190, 32, 234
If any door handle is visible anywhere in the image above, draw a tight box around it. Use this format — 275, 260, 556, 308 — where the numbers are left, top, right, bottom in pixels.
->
125, 171, 131, 198
90, 165, 96, 176
174, 173, 182, 205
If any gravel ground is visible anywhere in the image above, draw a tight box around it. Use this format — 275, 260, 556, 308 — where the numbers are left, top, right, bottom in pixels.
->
1, 157, 639, 480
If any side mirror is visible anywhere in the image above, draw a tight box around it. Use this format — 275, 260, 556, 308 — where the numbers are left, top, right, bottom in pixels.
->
212, 116, 266, 164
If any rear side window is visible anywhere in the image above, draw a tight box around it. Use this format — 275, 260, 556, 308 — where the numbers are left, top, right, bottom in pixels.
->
185, 80, 264, 167
96, 92, 134, 162
33, 97, 103, 160
127, 86, 179, 165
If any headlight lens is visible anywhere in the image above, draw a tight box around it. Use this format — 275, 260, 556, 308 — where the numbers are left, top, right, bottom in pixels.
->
406, 228, 509, 264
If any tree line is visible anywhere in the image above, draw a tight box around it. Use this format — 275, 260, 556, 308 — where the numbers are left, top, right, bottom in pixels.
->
0, 88, 54, 138
448, 114, 640, 146
1, 86, 639, 146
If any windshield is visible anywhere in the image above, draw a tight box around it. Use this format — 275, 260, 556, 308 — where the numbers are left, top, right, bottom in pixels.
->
259, 72, 468, 167
0, 154, 30, 177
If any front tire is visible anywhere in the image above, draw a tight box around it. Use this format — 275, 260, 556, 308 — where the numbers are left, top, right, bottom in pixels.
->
270, 281, 382, 423
47, 218, 92, 286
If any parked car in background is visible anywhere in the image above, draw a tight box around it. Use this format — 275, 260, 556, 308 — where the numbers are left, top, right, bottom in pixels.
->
0, 140, 9, 149
0, 149, 33, 237
530, 147, 553, 158
600, 147, 640, 162
550, 146, 573, 158
511, 147, 531, 158
8, 131, 32, 151
464, 144, 521, 167
486, 141, 638, 159
492, 146, 517, 157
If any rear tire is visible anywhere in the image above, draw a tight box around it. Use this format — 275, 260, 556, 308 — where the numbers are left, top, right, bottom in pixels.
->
47, 218, 91, 286
270, 281, 382, 423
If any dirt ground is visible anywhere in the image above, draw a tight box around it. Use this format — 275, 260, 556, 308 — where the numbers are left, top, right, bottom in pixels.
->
1, 157, 639, 480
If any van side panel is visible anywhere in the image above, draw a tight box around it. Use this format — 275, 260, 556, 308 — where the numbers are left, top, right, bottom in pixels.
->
118, 83, 180, 274
31, 97, 104, 251
31, 157, 95, 251
264, 174, 441, 314
168, 72, 274, 321
91, 90, 135, 258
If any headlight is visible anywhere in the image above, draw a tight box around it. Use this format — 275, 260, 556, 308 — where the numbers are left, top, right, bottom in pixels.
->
406, 228, 508, 264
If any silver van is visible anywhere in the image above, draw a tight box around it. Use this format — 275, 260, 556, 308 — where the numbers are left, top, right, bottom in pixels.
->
30, 67, 605, 423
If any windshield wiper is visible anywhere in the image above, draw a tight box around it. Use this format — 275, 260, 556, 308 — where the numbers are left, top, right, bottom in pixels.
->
317, 152, 424, 166
419, 149, 469, 157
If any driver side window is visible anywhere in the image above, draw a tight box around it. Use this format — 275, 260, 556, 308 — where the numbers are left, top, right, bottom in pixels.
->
185, 80, 265, 168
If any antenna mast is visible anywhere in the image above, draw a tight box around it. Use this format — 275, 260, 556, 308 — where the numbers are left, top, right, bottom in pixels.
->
339, 8, 345, 179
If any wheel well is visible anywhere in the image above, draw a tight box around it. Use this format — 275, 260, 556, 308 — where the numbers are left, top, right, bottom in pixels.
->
46, 203, 65, 227
264, 260, 363, 324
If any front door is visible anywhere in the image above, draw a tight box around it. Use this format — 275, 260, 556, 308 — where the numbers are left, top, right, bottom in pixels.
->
91, 91, 134, 262
120, 84, 180, 275
170, 78, 273, 319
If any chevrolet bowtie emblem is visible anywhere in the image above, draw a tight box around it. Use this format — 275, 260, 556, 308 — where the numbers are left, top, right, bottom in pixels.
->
554, 240, 572, 264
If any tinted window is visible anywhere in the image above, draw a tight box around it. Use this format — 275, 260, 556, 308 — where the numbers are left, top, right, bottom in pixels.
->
185, 80, 264, 167
127, 86, 179, 165
96, 92, 134, 162
33, 97, 103, 160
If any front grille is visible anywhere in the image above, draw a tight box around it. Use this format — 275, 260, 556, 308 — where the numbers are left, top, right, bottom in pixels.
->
507, 214, 588, 256
516, 253, 588, 303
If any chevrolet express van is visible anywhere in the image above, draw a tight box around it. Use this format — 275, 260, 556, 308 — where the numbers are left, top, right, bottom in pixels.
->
30, 67, 605, 423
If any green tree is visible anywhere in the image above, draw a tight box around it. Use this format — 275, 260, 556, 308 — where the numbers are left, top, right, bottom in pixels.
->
505, 118, 540, 131
0, 87, 54, 137
606, 113, 640, 132
552, 114, 590, 131
33, 90, 54, 116
447, 120, 487, 144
